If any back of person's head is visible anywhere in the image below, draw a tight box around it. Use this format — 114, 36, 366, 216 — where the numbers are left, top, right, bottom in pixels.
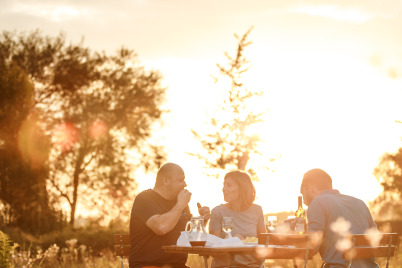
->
155, 162, 182, 187
301, 168, 332, 191
224, 170, 256, 211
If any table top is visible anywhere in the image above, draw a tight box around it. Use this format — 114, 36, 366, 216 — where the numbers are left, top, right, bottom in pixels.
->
162, 245, 315, 260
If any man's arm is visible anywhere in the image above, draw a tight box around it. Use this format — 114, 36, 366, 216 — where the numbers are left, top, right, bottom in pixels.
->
146, 189, 191, 235
308, 230, 323, 255
293, 202, 325, 268
305, 200, 326, 255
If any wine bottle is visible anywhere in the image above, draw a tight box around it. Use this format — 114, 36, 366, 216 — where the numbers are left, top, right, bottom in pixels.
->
294, 196, 307, 234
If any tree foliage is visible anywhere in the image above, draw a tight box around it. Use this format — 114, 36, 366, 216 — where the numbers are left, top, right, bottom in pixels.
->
372, 148, 402, 219
191, 27, 271, 178
0, 58, 58, 233
0, 30, 167, 228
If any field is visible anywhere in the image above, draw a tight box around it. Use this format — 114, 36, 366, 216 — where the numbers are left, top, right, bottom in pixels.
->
186, 249, 402, 268
5, 242, 402, 268
2, 227, 400, 268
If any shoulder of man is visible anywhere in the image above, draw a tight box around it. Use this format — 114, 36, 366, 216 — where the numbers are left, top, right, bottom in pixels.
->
133, 189, 158, 205
308, 192, 335, 210
312, 189, 341, 202
338, 192, 367, 204
136, 188, 155, 197
311, 191, 368, 210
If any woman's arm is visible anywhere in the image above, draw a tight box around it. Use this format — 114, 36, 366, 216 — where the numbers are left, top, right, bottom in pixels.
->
257, 206, 266, 235
208, 207, 225, 239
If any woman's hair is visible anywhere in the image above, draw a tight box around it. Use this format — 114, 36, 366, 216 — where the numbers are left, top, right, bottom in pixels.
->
224, 170, 256, 211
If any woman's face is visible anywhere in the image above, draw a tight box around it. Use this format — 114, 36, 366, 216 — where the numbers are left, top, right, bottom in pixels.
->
223, 177, 240, 203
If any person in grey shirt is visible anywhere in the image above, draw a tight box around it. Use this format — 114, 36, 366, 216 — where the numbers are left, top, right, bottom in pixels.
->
209, 170, 265, 268
299, 168, 379, 268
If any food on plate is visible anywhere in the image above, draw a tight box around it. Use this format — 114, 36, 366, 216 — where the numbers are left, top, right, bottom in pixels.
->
242, 236, 258, 243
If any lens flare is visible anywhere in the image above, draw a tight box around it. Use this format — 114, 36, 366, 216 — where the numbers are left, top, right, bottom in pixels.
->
330, 217, 351, 236
18, 116, 50, 169
254, 246, 272, 259
335, 237, 353, 251
52, 122, 79, 151
364, 227, 382, 247
311, 231, 323, 246
89, 119, 108, 139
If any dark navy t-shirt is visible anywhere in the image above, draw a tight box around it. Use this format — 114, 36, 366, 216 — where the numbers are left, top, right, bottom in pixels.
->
129, 189, 191, 268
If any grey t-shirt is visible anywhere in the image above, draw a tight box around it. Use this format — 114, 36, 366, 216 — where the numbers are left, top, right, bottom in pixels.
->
307, 189, 379, 268
209, 203, 265, 268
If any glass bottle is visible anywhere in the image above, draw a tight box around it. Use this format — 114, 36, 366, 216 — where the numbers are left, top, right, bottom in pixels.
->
295, 196, 307, 234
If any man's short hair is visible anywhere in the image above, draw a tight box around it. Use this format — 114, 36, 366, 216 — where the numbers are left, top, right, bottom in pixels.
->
155, 163, 182, 186
301, 168, 333, 191
224, 170, 256, 211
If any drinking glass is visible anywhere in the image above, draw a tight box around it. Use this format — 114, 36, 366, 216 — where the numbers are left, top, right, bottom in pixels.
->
266, 216, 278, 232
222, 217, 233, 239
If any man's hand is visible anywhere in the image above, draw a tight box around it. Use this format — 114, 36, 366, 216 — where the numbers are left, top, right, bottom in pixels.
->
177, 189, 192, 209
284, 218, 297, 231
197, 202, 211, 223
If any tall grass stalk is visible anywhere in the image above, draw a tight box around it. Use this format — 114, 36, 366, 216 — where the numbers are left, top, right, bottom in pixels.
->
0, 230, 12, 268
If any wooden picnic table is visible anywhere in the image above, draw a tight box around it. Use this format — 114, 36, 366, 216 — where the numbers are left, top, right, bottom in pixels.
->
163, 241, 315, 268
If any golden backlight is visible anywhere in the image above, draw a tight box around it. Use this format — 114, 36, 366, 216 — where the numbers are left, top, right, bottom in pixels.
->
139, 7, 402, 216
6, 0, 402, 222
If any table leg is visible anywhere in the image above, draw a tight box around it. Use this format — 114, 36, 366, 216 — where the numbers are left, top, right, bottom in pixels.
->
202, 255, 209, 268
227, 254, 234, 268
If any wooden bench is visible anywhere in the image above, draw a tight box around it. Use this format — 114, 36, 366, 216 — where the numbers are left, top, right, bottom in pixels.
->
258, 233, 316, 268
343, 233, 399, 268
114, 234, 131, 268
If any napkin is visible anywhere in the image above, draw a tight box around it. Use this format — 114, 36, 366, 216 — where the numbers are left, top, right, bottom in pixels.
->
205, 234, 223, 247
209, 236, 245, 248
176, 231, 191, 247
176, 233, 245, 247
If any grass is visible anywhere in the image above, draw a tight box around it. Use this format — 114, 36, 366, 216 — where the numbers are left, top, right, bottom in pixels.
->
186, 245, 402, 268
4, 238, 402, 267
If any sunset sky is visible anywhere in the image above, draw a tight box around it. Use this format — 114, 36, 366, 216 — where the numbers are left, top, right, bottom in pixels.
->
2, 0, 402, 219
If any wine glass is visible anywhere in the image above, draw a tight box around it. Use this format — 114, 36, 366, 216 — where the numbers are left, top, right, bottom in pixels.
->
266, 216, 277, 232
222, 217, 233, 239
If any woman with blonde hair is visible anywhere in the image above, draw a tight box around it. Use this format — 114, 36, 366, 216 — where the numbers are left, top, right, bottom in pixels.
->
209, 170, 265, 268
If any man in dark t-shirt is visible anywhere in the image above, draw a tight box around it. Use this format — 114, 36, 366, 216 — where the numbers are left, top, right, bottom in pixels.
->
129, 163, 210, 268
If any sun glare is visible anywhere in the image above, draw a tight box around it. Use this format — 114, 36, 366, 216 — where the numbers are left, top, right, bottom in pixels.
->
150, 43, 402, 216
